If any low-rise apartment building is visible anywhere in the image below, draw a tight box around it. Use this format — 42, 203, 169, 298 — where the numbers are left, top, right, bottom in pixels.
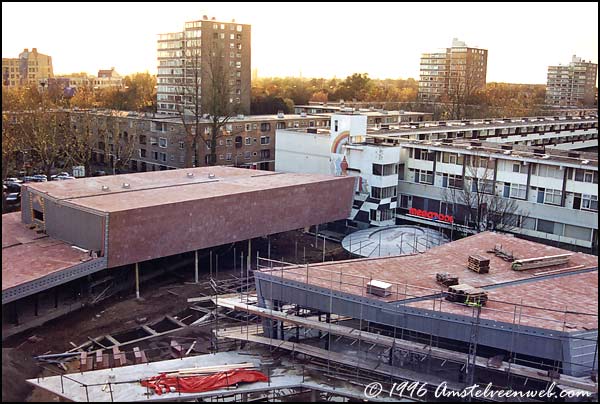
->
276, 113, 598, 251
67, 110, 332, 172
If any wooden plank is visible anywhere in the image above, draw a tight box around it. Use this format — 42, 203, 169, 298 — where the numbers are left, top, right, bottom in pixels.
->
141, 325, 159, 335
513, 253, 572, 264
105, 335, 120, 347
166, 315, 187, 328
534, 265, 585, 276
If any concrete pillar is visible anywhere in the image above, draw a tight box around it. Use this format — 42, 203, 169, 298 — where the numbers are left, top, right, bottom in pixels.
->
135, 262, 140, 299
263, 299, 276, 338
12, 301, 19, 325
194, 250, 199, 284
246, 239, 252, 274
34, 293, 39, 316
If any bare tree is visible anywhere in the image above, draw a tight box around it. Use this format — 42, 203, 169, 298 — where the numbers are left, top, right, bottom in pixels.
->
99, 112, 137, 174
443, 55, 483, 120
2, 112, 21, 181
177, 42, 240, 167
19, 108, 68, 179
442, 153, 528, 233
63, 110, 97, 176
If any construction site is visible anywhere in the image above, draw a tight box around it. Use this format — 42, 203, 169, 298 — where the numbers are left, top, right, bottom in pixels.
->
2, 166, 598, 402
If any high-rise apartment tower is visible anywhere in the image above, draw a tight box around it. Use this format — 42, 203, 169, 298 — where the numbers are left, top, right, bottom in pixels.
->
157, 16, 251, 115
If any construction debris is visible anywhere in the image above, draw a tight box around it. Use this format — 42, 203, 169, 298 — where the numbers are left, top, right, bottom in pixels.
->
445, 284, 488, 306
487, 244, 516, 262
436, 272, 459, 287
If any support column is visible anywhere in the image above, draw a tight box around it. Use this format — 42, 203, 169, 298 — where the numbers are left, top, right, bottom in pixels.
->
135, 262, 140, 299
194, 250, 199, 284
246, 239, 252, 274
12, 301, 19, 326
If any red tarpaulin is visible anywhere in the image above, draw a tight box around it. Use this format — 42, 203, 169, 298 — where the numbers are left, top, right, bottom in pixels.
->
140, 369, 269, 395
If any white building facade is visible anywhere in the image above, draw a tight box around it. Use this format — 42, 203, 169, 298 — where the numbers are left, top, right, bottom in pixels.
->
276, 113, 598, 251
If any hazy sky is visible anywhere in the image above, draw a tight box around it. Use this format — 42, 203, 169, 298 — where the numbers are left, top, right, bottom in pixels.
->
2, 2, 598, 83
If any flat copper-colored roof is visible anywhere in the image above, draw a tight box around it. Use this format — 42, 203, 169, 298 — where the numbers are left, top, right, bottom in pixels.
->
259, 232, 598, 331
25, 167, 350, 213
2, 212, 92, 291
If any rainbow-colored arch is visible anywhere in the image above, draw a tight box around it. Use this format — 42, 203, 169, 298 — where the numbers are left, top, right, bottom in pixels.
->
331, 130, 350, 154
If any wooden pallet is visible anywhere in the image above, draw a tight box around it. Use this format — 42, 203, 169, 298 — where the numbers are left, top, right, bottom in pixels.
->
467, 255, 490, 274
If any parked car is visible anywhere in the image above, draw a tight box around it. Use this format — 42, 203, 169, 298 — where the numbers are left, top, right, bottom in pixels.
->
5, 192, 21, 204
31, 174, 47, 182
55, 175, 76, 180
93, 170, 106, 177
4, 182, 21, 193
51, 172, 71, 180
4, 177, 22, 184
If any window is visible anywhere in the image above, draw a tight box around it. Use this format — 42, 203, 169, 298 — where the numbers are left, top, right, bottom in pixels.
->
372, 163, 398, 176
179, 141, 184, 149
152, 122, 166, 132
260, 149, 270, 159
245, 137, 251, 145
582, 194, 598, 211
415, 149, 435, 161
140, 148, 147, 158
152, 151, 159, 160
574, 169, 598, 183
150, 137, 158, 146
260, 136, 270, 145
471, 156, 492, 168
260, 122, 271, 132
159, 152, 167, 162
371, 186, 397, 199
535, 164, 563, 179
509, 183, 526, 199
536, 219, 556, 234
226, 153, 232, 161
442, 174, 463, 189
544, 189, 562, 205
471, 178, 494, 194
244, 151, 251, 160
415, 169, 434, 185
370, 208, 395, 221
512, 163, 526, 173
441, 152, 464, 165
159, 137, 167, 148
139, 135, 147, 145
219, 154, 224, 160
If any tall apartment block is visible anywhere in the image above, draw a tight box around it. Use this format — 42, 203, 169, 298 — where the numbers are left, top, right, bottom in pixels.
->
157, 16, 251, 116
418, 38, 487, 102
546, 55, 598, 107
2, 48, 54, 88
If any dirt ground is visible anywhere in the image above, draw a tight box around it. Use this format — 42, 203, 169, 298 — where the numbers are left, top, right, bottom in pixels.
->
2, 229, 348, 402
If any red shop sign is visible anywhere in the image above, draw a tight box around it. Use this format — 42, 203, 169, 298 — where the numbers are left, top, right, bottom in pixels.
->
408, 208, 454, 223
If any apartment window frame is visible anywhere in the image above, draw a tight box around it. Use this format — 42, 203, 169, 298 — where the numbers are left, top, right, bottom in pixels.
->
158, 137, 168, 148
581, 194, 598, 211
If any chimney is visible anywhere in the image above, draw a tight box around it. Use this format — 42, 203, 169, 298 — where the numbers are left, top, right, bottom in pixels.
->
32, 48, 38, 53
23, 48, 29, 53
203, 14, 208, 19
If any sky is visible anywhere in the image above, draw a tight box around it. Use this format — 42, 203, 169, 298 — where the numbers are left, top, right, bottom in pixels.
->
2, 2, 598, 84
